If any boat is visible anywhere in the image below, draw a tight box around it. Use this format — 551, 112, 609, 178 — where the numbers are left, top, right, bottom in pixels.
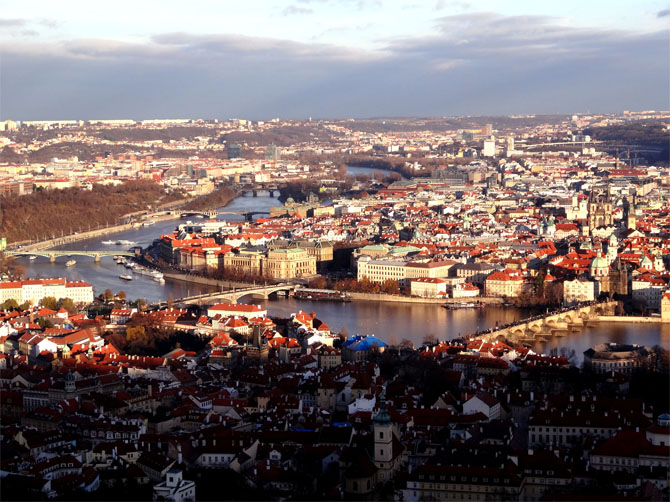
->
102, 240, 114, 245
142, 221, 155, 227
29, 255, 38, 260
124, 262, 135, 269
65, 259, 76, 267
119, 273, 133, 281
441, 302, 483, 310
154, 277, 165, 284
150, 270, 164, 280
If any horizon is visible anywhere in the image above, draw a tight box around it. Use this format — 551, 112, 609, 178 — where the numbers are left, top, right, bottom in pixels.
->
6, 109, 670, 123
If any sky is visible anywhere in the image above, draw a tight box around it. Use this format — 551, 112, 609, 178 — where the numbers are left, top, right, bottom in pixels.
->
1, 0, 668, 120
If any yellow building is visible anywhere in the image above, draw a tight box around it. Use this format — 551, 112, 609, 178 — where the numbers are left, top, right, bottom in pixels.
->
661, 292, 670, 320
265, 248, 316, 279
484, 271, 529, 297
223, 249, 264, 276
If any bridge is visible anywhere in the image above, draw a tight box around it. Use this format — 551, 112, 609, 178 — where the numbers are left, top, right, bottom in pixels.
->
173, 210, 270, 222
476, 300, 619, 345
152, 283, 296, 308
6, 250, 135, 263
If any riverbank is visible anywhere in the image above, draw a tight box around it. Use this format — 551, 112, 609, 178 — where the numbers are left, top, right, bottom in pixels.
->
162, 271, 265, 291
160, 271, 508, 306
14, 212, 183, 253
594, 315, 670, 323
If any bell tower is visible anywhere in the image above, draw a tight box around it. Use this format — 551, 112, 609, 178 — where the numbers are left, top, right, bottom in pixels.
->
373, 391, 394, 482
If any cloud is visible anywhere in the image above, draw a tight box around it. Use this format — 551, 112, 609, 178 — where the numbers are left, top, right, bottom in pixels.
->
658, 9, 670, 17
1, 12, 667, 120
281, 5, 314, 15
0, 19, 27, 28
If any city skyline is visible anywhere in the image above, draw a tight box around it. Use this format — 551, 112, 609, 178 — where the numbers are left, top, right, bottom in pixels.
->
1, 0, 668, 120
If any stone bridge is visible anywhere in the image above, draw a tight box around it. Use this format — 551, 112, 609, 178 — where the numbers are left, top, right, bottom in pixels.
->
7, 250, 135, 263
153, 283, 296, 308
478, 301, 619, 344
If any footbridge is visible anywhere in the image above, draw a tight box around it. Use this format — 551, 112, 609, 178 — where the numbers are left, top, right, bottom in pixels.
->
153, 283, 296, 308
477, 300, 619, 344
6, 250, 135, 263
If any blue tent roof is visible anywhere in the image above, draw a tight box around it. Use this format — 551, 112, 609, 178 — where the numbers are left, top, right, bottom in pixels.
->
342, 335, 388, 351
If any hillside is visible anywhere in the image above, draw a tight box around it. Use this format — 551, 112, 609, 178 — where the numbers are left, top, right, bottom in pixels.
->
0, 181, 183, 243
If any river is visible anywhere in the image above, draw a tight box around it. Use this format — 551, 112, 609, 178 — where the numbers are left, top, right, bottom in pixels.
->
13, 187, 666, 361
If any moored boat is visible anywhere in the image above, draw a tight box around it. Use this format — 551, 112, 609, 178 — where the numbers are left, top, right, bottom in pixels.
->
65, 259, 76, 267
119, 273, 132, 281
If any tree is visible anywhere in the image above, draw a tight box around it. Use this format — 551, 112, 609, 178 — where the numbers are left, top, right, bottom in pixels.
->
102, 289, 114, 302
135, 298, 147, 309
381, 279, 399, 295
423, 333, 437, 346
308, 276, 328, 290
1, 298, 19, 310
37, 318, 54, 329
59, 297, 77, 314
126, 325, 148, 351
167, 292, 175, 310
40, 296, 59, 310
117, 291, 126, 300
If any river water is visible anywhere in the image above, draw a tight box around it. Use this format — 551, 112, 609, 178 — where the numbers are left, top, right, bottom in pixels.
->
13, 181, 667, 360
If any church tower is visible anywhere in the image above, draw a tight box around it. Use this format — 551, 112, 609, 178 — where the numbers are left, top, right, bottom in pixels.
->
65, 369, 76, 393
588, 188, 614, 231
373, 392, 394, 482
625, 196, 637, 231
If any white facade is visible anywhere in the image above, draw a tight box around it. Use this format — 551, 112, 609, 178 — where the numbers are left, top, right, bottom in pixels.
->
563, 279, 595, 306
153, 469, 195, 502
0, 279, 94, 306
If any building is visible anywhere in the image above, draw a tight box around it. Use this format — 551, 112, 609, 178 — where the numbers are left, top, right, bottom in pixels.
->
0, 279, 93, 306
227, 144, 242, 159
373, 394, 405, 483
357, 257, 408, 286
264, 248, 316, 280
223, 249, 264, 277
341, 335, 388, 362
631, 274, 668, 312
463, 392, 501, 421
452, 263, 496, 286
588, 189, 614, 232
484, 271, 529, 298
207, 303, 267, 319
152, 469, 195, 502
405, 260, 456, 280
563, 277, 596, 305
410, 278, 447, 298
482, 138, 496, 157
402, 464, 522, 501
583, 343, 654, 375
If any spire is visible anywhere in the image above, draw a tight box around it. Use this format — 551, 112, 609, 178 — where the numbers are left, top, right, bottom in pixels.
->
374, 389, 391, 424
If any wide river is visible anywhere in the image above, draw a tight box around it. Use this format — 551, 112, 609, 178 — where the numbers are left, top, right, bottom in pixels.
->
13, 168, 667, 360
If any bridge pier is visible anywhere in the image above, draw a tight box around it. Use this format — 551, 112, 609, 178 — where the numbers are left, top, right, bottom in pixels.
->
50, 254, 56, 263
268, 189, 274, 197
94, 254, 101, 263
252, 190, 258, 197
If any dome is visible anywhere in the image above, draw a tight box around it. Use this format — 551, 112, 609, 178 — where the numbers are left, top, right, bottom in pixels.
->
590, 256, 608, 269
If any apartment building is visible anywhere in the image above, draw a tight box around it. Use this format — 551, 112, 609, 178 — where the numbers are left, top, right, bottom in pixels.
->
0, 279, 94, 305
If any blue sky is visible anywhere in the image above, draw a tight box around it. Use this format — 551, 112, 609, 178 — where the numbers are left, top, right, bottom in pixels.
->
1, 0, 668, 120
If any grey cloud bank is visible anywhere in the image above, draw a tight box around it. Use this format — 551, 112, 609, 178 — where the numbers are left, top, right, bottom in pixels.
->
1, 13, 667, 120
